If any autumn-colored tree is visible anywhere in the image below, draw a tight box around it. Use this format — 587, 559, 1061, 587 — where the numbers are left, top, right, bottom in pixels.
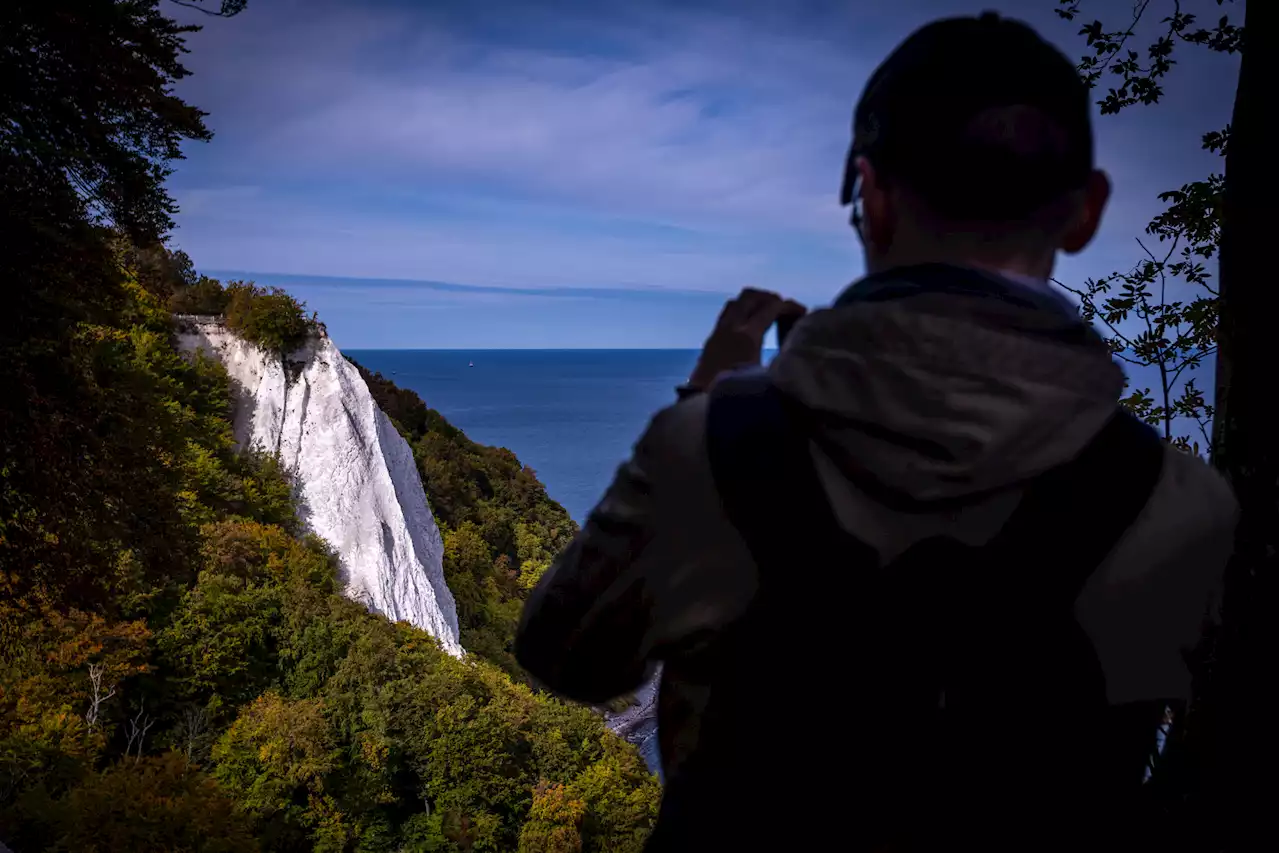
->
520, 782, 587, 853
40, 752, 256, 853
566, 734, 663, 853
212, 691, 340, 849
224, 281, 313, 356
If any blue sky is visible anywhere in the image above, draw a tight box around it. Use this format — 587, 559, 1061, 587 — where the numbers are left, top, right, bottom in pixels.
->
167, 0, 1238, 349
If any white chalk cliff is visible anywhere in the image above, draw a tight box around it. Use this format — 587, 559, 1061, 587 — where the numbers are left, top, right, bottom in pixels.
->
175, 316, 463, 658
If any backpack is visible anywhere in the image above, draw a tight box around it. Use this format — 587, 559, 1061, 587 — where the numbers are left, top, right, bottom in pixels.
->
644, 369, 1165, 852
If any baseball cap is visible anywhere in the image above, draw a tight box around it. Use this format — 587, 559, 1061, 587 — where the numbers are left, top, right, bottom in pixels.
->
841, 11, 1094, 222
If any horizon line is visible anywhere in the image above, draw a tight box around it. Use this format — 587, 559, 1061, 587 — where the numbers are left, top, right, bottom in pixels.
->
343, 346, 779, 352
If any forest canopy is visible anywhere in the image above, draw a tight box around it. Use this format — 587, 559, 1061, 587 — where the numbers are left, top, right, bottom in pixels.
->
0, 2, 657, 850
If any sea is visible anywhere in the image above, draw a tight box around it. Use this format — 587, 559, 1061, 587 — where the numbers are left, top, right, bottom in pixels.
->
344, 348, 1213, 524
345, 349, 705, 525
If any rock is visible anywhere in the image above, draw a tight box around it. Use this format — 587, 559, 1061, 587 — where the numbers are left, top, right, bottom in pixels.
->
176, 316, 462, 657
605, 666, 664, 779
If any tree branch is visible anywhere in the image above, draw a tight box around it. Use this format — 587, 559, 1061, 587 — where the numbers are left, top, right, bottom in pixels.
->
167, 0, 246, 17
1053, 276, 1141, 352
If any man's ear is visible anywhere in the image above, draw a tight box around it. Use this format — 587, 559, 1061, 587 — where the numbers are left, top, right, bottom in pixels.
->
1061, 170, 1111, 254
857, 157, 894, 251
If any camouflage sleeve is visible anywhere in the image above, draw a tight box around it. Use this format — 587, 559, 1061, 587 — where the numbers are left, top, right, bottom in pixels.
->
514, 402, 672, 704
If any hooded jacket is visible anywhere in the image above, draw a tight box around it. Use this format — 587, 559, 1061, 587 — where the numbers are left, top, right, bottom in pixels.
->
514, 264, 1237, 788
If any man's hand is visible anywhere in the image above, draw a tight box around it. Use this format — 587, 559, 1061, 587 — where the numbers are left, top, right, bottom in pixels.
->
687, 288, 806, 391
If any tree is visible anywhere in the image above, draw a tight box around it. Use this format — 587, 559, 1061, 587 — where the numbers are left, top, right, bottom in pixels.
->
40, 752, 257, 853
0, 0, 245, 618
1193, 2, 1273, 849
223, 281, 313, 355
212, 692, 339, 849
1050, 0, 1239, 453
1052, 2, 1272, 850
171, 275, 232, 315
519, 782, 586, 853
83, 664, 117, 732
0, 1, 236, 243
110, 235, 198, 301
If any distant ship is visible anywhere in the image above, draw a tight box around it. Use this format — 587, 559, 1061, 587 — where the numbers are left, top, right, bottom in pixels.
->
468, 361, 474, 367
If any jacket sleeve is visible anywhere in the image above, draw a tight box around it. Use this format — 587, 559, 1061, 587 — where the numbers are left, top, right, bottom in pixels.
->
514, 397, 757, 705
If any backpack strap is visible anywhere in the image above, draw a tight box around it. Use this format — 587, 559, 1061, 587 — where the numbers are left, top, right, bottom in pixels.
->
647, 370, 856, 852
704, 368, 875, 595
988, 408, 1164, 583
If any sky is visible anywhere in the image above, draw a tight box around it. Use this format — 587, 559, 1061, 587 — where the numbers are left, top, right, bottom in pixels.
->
167, 0, 1239, 349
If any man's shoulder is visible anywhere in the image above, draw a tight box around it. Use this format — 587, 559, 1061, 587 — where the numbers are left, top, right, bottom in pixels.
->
639, 393, 709, 464
1089, 443, 1236, 593
1079, 444, 1237, 704
1131, 445, 1236, 565
1156, 443, 1238, 522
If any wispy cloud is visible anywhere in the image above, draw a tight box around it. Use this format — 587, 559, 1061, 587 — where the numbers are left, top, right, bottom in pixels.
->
178, 0, 864, 233
176, 194, 785, 292
166, 0, 1239, 346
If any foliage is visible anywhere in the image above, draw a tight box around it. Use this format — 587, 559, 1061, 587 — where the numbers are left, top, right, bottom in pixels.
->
224, 280, 313, 356
22, 752, 257, 853
2, 2, 656, 849
1058, 233, 1217, 452
520, 782, 586, 853
0, 273, 660, 850
1051, 0, 1241, 454
1055, 0, 1242, 114
212, 692, 337, 848
110, 236, 198, 302
170, 275, 233, 315
170, 274, 314, 354
0, 266, 289, 617
0, 1, 226, 243
170, 275, 313, 353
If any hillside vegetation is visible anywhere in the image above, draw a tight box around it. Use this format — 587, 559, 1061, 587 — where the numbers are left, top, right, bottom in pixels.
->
171, 277, 314, 356
1, 256, 659, 852
0, 1, 657, 850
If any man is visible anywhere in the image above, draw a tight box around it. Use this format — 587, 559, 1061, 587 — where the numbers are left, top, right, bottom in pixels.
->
516, 12, 1237, 852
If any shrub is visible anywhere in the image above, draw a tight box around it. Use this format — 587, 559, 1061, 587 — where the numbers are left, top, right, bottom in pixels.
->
224, 281, 311, 355
169, 275, 230, 315
30, 753, 257, 853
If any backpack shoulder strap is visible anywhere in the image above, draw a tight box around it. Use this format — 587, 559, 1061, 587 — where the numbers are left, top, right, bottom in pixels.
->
987, 409, 1166, 599
704, 368, 878, 588
649, 372, 875, 852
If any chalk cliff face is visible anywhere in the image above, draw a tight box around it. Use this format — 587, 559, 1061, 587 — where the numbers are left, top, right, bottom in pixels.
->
175, 316, 463, 658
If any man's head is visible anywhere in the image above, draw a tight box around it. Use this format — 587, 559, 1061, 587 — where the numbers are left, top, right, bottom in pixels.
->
842, 12, 1110, 279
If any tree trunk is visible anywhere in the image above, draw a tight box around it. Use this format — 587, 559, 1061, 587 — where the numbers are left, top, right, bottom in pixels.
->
1196, 0, 1275, 849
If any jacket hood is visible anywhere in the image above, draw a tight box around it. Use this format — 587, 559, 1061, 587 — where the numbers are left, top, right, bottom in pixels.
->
768, 264, 1125, 506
